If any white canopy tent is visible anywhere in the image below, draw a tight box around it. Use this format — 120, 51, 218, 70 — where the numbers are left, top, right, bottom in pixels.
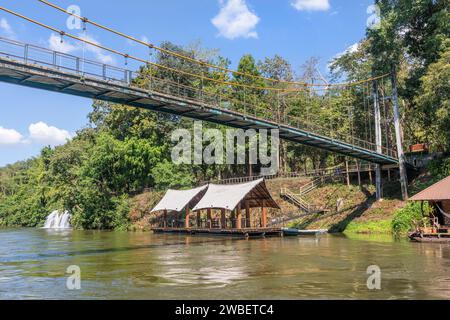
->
150, 185, 208, 213
192, 178, 279, 212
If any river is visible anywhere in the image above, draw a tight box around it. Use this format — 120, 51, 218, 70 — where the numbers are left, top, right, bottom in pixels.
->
0, 228, 449, 299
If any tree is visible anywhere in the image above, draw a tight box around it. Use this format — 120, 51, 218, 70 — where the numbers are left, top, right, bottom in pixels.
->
414, 45, 450, 150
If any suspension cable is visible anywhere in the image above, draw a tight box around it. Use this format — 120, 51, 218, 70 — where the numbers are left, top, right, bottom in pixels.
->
0, 5, 306, 93
38, 0, 390, 88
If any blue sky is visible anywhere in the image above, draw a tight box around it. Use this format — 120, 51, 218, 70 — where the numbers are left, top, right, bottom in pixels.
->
0, 0, 374, 166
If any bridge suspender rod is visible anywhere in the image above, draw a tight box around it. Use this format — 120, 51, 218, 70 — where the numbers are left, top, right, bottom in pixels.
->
38, 0, 390, 89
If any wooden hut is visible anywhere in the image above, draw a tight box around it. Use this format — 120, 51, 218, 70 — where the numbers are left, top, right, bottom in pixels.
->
152, 179, 281, 237
409, 175, 450, 242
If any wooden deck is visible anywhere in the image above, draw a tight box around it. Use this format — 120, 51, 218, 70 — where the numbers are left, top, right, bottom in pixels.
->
409, 232, 450, 243
152, 227, 282, 238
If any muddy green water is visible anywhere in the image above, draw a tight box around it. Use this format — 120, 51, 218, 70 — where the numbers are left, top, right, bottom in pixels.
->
0, 228, 449, 299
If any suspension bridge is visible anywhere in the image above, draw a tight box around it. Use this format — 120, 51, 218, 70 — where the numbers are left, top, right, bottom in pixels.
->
0, 2, 410, 200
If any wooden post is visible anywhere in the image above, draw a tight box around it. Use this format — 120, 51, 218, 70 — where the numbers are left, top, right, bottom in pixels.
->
391, 68, 409, 200
245, 200, 251, 228
185, 207, 190, 229
207, 208, 212, 229
163, 210, 167, 228
230, 210, 235, 228
236, 203, 242, 229
373, 80, 382, 200
261, 200, 267, 228
197, 211, 201, 228
345, 159, 350, 187
221, 209, 226, 229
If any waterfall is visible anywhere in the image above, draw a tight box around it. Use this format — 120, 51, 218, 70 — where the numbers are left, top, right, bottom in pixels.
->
43, 210, 72, 229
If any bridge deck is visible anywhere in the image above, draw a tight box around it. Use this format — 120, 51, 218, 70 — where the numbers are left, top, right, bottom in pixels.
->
0, 37, 399, 165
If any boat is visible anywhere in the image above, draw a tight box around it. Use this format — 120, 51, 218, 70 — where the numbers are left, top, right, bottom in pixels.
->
282, 228, 328, 236
409, 231, 450, 243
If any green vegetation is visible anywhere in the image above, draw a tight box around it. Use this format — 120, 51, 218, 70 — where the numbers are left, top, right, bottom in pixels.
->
343, 202, 430, 236
391, 202, 431, 235
0, 0, 448, 230
344, 219, 392, 235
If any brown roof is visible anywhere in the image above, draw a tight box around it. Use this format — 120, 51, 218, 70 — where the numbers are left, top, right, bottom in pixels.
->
410, 175, 450, 201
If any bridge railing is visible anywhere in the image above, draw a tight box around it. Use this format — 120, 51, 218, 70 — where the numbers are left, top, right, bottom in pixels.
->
0, 36, 398, 160
206, 162, 380, 185
0, 37, 132, 85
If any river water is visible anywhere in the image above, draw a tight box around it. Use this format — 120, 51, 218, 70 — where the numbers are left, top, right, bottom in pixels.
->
0, 228, 449, 300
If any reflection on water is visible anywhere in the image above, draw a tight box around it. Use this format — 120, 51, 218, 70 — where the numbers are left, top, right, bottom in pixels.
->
0, 228, 449, 299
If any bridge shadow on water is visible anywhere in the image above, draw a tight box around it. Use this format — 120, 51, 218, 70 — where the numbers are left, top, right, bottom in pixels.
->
0, 236, 240, 263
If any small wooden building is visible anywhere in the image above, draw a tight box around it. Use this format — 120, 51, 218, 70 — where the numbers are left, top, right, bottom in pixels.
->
409, 175, 450, 242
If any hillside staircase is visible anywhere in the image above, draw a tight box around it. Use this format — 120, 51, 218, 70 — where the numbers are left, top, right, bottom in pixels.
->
280, 187, 325, 214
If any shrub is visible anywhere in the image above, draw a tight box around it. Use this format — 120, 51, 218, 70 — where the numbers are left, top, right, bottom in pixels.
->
392, 202, 431, 235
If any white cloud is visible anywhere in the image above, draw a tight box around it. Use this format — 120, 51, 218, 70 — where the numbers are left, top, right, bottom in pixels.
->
0, 127, 23, 145
28, 122, 73, 146
291, 0, 330, 11
0, 17, 16, 39
328, 42, 360, 71
48, 33, 77, 54
335, 42, 359, 58
211, 0, 260, 40
79, 33, 115, 64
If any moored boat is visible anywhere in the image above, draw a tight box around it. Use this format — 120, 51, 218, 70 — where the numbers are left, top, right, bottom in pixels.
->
409, 231, 450, 243
282, 228, 328, 236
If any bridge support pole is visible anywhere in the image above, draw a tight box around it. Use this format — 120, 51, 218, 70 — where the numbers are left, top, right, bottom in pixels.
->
391, 68, 409, 200
373, 80, 383, 200
345, 159, 350, 187
356, 160, 362, 187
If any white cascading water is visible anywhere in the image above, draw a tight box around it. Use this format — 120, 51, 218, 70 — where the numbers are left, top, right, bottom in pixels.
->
43, 210, 72, 229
